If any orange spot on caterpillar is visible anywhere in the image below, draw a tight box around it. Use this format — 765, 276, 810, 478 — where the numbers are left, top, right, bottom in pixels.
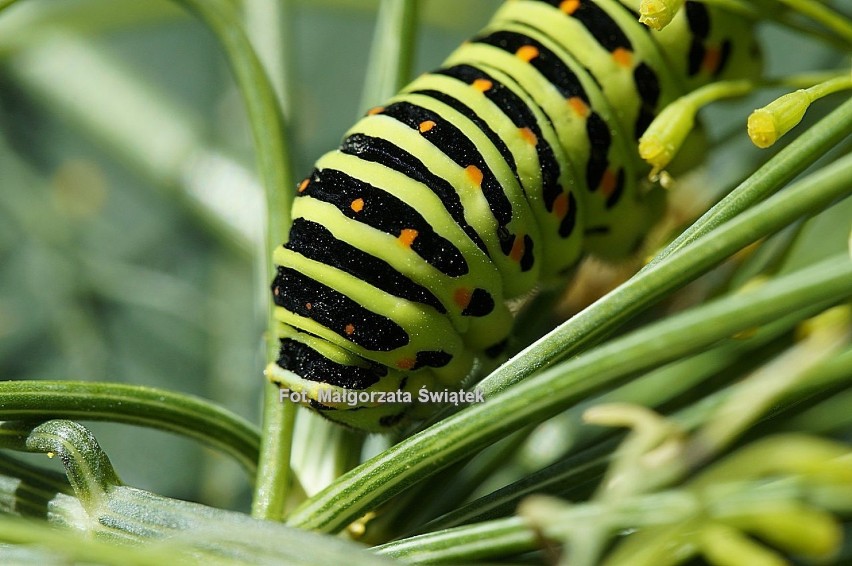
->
553, 192, 569, 219
305, 302, 312, 310
344, 323, 355, 336
702, 46, 721, 74
509, 235, 525, 262
559, 0, 581, 15
298, 179, 309, 193
568, 96, 590, 118
396, 358, 415, 370
351, 198, 365, 213
453, 288, 472, 309
472, 78, 493, 92
367, 106, 385, 116
465, 165, 483, 187
515, 45, 539, 63
612, 47, 633, 68
398, 228, 418, 248
419, 120, 436, 133
599, 169, 617, 197
519, 127, 538, 146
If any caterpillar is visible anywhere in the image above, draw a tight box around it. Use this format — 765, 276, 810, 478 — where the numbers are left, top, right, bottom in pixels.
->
267, 0, 762, 431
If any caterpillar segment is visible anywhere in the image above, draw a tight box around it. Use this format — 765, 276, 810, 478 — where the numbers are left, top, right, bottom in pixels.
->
447, 22, 649, 258
403, 66, 586, 279
268, 0, 760, 431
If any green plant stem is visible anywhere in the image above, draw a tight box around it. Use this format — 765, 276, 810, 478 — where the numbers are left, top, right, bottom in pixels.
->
243, 0, 293, 118
377, 432, 852, 564
166, 0, 296, 520
649, 97, 852, 267
0, 381, 260, 475
374, 517, 535, 563
478, 150, 852, 399
251, 381, 297, 519
416, 306, 837, 534
775, 0, 852, 44
359, 0, 419, 113
286, 255, 852, 532
0, 421, 122, 510
415, 439, 615, 535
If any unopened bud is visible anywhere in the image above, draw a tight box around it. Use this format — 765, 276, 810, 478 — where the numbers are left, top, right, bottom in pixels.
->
748, 90, 810, 148
639, 0, 685, 30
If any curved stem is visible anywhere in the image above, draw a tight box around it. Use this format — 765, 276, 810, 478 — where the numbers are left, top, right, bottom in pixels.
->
286, 256, 852, 532
0, 420, 121, 510
0, 380, 260, 475
168, 0, 297, 519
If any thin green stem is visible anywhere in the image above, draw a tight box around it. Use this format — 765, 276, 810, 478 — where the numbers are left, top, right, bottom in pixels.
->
167, 0, 296, 519
417, 305, 838, 534
685, 79, 753, 106
805, 75, 852, 99
0, 381, 260, 475
374, 517, 535, 563
286, 255, 852, 532
650, 89, 852, 267
359, 0, 420, 113
479, 150, 852, 397
251, 381, 297, 519
775, 0, 852, 44
243, 0, 293, 118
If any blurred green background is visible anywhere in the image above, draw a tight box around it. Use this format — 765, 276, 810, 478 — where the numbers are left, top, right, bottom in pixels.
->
0, 0, 846, 514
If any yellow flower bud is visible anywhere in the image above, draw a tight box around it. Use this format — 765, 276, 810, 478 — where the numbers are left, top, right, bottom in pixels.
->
748, 90, 811, 148
639, 0, 685, 30
639, 97, 696, 178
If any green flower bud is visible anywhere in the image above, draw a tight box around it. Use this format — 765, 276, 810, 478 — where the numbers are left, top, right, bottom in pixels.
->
639, 97, 696, 178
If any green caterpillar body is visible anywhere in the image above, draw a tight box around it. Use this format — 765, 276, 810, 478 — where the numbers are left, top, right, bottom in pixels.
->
268, 0, 761, 431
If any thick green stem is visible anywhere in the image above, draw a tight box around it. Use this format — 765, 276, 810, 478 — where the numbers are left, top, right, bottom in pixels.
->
0, 381, 260, 475
479, 150, 852, 397
287, 255, 852, 532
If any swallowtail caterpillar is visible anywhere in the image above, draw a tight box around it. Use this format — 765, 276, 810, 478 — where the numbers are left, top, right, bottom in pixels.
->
266, 0, 844, 431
